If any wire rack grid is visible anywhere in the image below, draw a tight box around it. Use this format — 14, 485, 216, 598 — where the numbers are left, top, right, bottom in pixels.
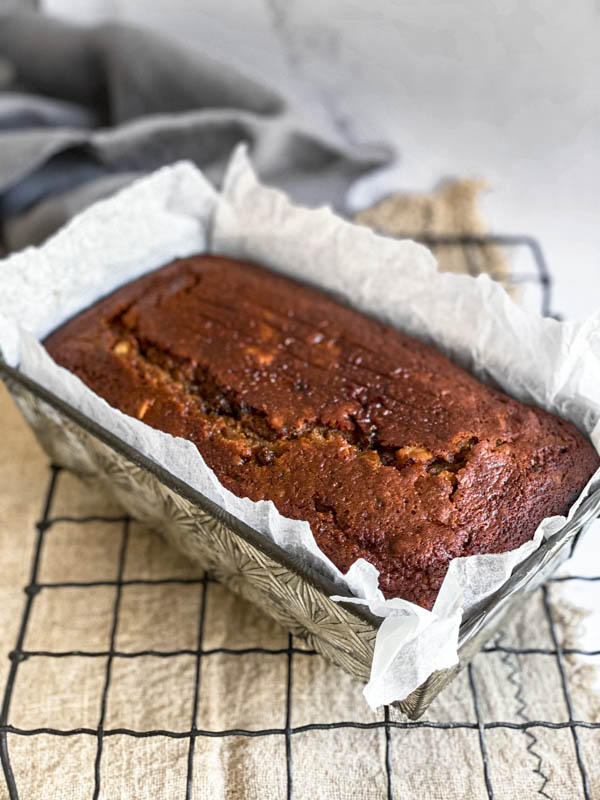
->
0, 234, 599, 800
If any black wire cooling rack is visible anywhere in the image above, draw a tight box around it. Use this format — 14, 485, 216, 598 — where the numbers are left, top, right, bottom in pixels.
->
1, 234, 599, 800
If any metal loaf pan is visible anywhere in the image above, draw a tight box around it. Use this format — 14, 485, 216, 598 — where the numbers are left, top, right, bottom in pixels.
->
2, 361, 599, 719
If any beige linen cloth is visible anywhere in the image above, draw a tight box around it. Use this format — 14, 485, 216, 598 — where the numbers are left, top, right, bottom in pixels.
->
1, 184, 599, 799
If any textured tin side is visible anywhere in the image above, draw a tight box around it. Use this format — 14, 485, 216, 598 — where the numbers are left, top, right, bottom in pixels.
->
4, 368, 600, 720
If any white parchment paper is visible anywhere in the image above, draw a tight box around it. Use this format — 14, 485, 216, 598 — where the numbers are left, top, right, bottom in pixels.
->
1, 146, 599, 708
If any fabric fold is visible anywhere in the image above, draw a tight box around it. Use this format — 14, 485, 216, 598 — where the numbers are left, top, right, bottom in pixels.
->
0, 10, 393, 250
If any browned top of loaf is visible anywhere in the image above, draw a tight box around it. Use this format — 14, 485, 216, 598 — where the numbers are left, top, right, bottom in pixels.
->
44, 255, 600, 609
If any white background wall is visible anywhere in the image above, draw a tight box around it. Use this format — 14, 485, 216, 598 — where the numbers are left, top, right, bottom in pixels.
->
40, 0, 600, 321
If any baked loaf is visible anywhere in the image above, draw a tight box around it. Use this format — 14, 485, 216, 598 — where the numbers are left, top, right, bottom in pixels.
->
45, 255, 599, 609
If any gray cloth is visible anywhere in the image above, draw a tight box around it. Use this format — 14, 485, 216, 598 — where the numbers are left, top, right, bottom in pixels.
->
0, 11, 392, 252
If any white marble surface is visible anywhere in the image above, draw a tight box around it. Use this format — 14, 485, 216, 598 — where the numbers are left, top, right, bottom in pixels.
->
39, 0, 600, 663
43, 0, 600, 322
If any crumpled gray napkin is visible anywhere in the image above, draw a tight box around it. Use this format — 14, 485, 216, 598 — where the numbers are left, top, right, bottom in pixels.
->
0, 11, 392, 252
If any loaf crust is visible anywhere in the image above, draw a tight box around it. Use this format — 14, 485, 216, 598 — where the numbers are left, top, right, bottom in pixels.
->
44, 255, 599, 609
